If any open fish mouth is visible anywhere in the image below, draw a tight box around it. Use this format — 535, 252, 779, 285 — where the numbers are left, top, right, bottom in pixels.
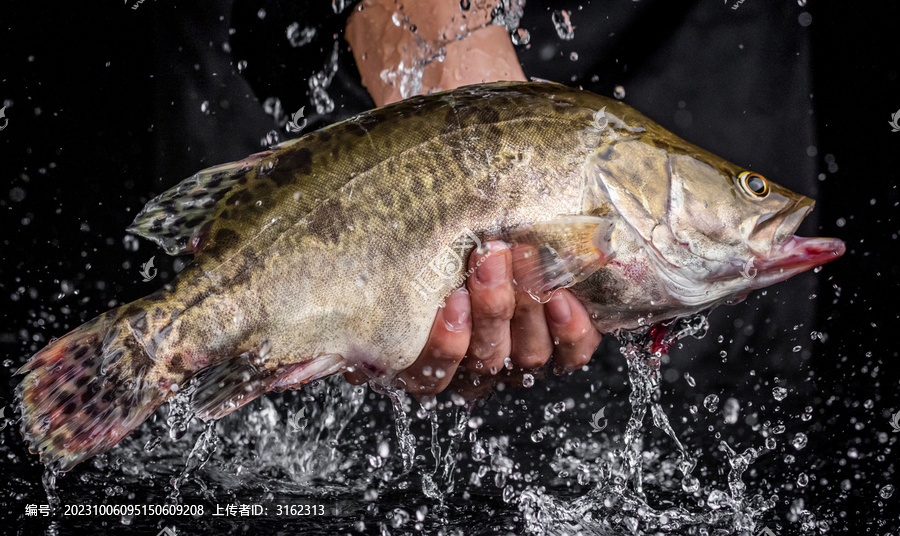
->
752, 235, 846, 284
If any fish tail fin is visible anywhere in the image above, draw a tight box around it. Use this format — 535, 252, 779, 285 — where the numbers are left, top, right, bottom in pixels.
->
16, 304, 177, 471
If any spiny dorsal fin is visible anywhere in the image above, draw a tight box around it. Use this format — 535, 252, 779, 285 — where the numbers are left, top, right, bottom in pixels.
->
127, 139, 303, 256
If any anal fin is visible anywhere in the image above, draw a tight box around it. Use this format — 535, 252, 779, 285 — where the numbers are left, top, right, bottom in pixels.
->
189, 351, 346, 421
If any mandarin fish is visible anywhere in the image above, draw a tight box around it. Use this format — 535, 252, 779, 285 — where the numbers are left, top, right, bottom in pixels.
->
16, 82, 844, 470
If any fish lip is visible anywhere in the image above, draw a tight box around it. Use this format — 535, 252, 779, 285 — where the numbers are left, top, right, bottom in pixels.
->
754, 235, 846, 280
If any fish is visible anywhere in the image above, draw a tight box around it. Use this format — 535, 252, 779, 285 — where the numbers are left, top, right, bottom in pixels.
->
15, 81, 844, 471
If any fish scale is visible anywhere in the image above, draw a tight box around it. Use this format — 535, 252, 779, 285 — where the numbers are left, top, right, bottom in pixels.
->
15, 81, 843, 470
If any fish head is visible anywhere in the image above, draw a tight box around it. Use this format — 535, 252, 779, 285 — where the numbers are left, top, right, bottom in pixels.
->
586, 115, 844, 311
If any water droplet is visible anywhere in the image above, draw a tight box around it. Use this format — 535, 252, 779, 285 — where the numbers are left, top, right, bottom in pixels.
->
797, 472, 809, 486
522, 373, 534, 388
614, 85, 626, 99
703, 394, 719, 412
681, 475, 699, 492
792, 432, 808, 450
765, 437, 777, 449
378, 440, 390, 458
551, 10, 575, 40
391, 508, 411, 528
286, 22, 316, 48
236, 60, 247, 72
684, 372, 696, 387
723, 397, 740, 424
511, 28, 530, 45
773, 386, 788, 401
880, 484, 895, 499
798, 12, 812, 27
530, 429, 544, 443
200, 101, 210, 114
569, 51, 578, 61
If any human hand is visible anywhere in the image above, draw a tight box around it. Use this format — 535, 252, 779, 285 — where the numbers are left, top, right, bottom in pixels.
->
342, 241, 603, 396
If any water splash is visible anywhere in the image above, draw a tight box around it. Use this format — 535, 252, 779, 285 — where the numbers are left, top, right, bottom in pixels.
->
517, 314, 775, 534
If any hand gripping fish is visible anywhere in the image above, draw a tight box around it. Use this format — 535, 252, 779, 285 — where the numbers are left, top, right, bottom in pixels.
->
16, 82, 844, 470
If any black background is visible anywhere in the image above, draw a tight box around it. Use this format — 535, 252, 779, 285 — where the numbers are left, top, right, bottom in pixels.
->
0, 1, 897, 534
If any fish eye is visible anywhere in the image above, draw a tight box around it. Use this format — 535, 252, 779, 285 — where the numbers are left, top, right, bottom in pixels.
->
738, 171, 769, 197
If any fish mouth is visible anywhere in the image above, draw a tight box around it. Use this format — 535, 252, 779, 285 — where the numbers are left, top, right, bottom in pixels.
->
752, 235, 846, 284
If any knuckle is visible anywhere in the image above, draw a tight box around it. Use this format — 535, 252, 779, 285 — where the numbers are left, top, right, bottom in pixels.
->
474, 296, 516, 321
513, 350, 550, 370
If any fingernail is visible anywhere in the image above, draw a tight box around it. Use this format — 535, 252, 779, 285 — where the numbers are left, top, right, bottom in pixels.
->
474, 242, 509, 288
546, 292, 571, 324
443, 288, 471, 331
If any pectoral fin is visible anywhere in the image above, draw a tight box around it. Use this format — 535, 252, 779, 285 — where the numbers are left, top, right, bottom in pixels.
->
506, 216, 615, 303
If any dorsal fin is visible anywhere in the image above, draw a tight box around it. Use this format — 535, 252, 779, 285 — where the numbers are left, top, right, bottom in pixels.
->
127, 139, 303, 256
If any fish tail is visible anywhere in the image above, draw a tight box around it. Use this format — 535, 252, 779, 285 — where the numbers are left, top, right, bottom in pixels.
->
16, 303, 178, 471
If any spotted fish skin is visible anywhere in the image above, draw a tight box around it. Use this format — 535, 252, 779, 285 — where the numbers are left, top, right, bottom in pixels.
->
17, 82, 843, 470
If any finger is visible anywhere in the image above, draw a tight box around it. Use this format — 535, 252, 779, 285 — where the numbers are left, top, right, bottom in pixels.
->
545, 290, 602, 374
508, 243, 554, 369
397, 287, 472, 396
464, 241, 515, 374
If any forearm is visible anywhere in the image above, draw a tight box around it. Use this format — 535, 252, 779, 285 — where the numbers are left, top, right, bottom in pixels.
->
345, 0, 526, 106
